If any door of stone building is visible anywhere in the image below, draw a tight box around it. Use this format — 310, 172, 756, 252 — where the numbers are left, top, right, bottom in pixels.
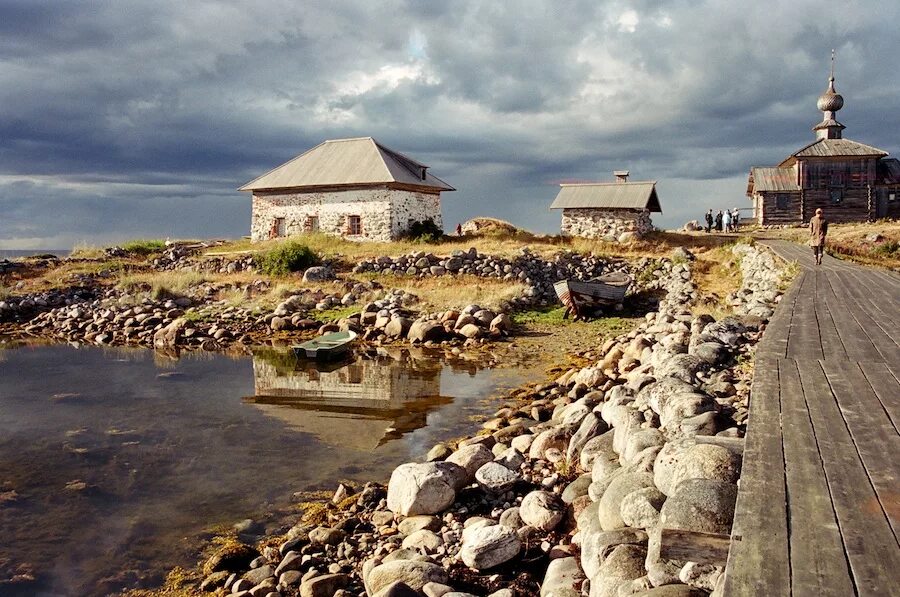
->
274, 217, 285, 237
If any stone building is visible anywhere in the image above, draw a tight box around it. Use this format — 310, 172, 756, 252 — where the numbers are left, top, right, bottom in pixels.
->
747, 59, 900, 225
240, 137, 454, 242
550, 171, 662, 241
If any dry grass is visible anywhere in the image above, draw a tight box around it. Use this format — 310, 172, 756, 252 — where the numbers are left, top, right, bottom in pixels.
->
205, 230, 737, 263
69, 241, 106, 259
758, 220, 900, 269
118, 271, 209, 299
359, 273, 527, 311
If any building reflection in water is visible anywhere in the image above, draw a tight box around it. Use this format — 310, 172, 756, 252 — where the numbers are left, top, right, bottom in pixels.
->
245, 347, 476, 451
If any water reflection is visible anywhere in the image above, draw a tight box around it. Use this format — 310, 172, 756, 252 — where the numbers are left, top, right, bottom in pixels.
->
248, 349, 456, 450
0, 342, 530, 597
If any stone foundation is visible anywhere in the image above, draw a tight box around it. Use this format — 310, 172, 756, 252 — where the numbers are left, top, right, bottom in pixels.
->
251, 188, 442, 242
560, 208, 653, 241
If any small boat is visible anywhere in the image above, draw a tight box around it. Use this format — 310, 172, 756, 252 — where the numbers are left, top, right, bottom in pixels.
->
292, 330, 358, 360
554, 272, 632, 320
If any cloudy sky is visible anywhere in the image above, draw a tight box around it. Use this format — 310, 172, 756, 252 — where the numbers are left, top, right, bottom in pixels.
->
2, 0, 899, 248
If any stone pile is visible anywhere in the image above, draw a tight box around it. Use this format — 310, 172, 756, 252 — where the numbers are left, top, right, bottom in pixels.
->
266, 281, 383, 332
343, 301, 513, 346
22, 291, 263, 350
352, 248, 628, 306
726, 244, 785, 319
0, 287, 97, 324
188, 243, 784, 597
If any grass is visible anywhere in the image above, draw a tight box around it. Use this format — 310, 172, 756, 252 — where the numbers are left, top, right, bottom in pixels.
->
69, 241, 106, 259
122, 239, 166, 255
315, 305, 360, 321
118, 271, 208, 300
513, 306, 639, 335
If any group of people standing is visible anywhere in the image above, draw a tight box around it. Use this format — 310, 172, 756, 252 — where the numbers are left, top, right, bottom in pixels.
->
704, 208, 740, 233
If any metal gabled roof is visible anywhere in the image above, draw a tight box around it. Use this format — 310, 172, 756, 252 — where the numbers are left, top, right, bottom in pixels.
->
748, 167, 800, 194
239, 137, 455, 192
779, 137, 889, 166
549, 181, 662, 213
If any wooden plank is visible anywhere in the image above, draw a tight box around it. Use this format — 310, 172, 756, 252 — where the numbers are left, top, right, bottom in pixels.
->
723, 357, 790, 596
795, 359, 900, 595
758, 273, 801, 359
778, 358, 855, 596
788, 273, 825, 360
660, 529, 731, 565
813, 269, 847, 360
859, 362, 900, 432
821, 360, 900, 541
827, 268, 900, 362
822, 274, 880, 361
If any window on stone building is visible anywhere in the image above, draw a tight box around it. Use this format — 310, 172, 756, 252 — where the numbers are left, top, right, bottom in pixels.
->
348, 215, 362, 235
890, 193, 897, 202
306, 215, 319, 232
830, 189, 843, 204
775, 195, 790, 210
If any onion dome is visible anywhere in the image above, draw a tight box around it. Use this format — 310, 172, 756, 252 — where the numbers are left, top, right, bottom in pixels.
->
817, 76, 844, 113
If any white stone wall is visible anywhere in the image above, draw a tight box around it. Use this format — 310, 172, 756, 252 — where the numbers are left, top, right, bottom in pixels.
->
251, 188, 443, 242
391, 192, 442, 237
559, 208, 654, 240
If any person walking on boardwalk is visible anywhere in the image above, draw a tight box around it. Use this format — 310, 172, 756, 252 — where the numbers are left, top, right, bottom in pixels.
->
715, 210, 723, 232
705, 209, 713, 233
731, 208, 740, 231
723, 209, 732, 233
809, 208, 828, 265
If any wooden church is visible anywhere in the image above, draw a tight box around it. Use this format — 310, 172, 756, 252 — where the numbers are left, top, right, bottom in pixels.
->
747, 56, 900, 225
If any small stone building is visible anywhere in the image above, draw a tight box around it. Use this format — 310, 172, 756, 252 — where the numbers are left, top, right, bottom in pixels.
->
240, 137, 454, 242
748, 62, 900, 225
550, 171, 661, 241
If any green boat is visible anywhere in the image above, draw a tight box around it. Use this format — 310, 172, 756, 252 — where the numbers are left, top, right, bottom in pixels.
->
292, 330, 358, 360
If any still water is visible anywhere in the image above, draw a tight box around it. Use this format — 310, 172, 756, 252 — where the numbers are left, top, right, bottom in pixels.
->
0, 342, 532, 596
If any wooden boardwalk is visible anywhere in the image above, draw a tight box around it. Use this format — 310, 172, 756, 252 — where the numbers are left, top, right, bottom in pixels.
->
723, 241, 900, 597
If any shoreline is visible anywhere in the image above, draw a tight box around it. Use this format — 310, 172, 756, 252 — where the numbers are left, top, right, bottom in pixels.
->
119, 242, 788, 597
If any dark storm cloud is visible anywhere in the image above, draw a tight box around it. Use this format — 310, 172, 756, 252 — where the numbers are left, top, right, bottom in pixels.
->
2, 0, 900, 247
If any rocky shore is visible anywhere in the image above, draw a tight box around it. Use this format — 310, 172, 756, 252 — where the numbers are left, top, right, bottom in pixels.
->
183, 242, 787, 597
1, 246, 656, 352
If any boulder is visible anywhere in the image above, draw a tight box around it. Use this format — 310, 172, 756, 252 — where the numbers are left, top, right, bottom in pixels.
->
408, 321, 445, 343
385, 317, 413, 338
401, 529, 443, 553
620, 486, 666, 529
598, 472, 655, 531
459, 524, 522, 570
579, 527, 648, 580
302, 265, 335, 282
567, 412, 608, 464
398, 515, 441, 536
299, 573, 349, 597
372, 581, 421, 597
458, 323, 483, 339
583, 431, 618, 473
530, 427, 572, 460
590, 544, 647, 597
519, 490, 565, 531
475, 461, 520, 493
660, 479, 738, 534
652, 440, 694, 497
561, 474, 593, 504
446, 444, 495, 482
366, 560, 448, 595
387, 462, 467, 516
540, 557, 585, 597
669, 444, 741, 491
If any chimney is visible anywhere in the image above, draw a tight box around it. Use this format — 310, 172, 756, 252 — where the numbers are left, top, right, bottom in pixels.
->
614, 170, 630, 183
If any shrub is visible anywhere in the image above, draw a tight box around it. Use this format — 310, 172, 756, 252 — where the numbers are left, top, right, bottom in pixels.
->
873, 240, 899, 257
256, 241, 319, 276
403, 218, 444, 243
121, 239, 166, 255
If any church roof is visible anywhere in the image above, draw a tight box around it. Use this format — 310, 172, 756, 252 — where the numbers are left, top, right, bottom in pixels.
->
239, 137, 455, 192
749, 167, 800, 193
550, 181, 662, 212
779, 137, 889, 166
